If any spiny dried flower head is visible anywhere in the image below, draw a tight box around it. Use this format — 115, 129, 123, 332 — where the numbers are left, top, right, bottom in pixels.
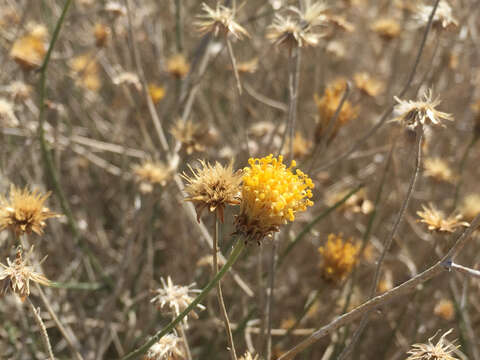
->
239, 351, 259, 360
354, 72, 384, 97
371, 18, 401, 40
392, 89, 453, 130
235, 154, 314, 244
0, 247, 51, 302
267, 1, 328, 49
0, 185, 60, 237
10, 23, 47, 71
143, 332, 184, 360
150, 276, 205, 327
166, 54, 190, 79
417, 203, 469, 233
314, 79, 358, 143
434, 299, 454, 321
406, 329, 460, 360
171, 119, 211, 155
318, 233, 360, 283
415, 0, 458, 31
424, 157, 455, 183
182, 160, 242, 222
460, 194, 480, 221
134, 161, 171, 194
195, 3, 249, 39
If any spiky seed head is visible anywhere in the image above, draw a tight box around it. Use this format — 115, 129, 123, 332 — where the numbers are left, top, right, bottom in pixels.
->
416, 203, 469, 233
143, 332, 185, 360
182, 160, 242, 223
415, 0, 458, 31
195, 3, 249, 40
0, 185, 60, 237
406, 329, 460, 360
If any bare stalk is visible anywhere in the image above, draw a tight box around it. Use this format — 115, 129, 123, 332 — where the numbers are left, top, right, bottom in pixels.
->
225, 35, 243, 95
35, 284, 84, 360
447, 262, 480, 279
265, 239, 278, 360
277, 214, 480, 360
28, 299, 55, 360
214, 219, 238, 360
177, 324, 192, 360
337, 127, 424, 360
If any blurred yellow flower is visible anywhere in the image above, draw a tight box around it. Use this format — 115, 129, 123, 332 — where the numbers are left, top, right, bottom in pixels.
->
166, 54, 190, 79
318, 234, 359, 283
69, 54, 101, 92
235, 154, 314, 244
10, 24, 47, 71
148, 84, 165, 104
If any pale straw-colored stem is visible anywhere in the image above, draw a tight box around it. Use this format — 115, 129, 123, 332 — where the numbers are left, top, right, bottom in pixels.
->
225, 35, 243, 95
177, 324, 192, 360
214, 218, 238, 360
277, 214, 480, 360
28, 298, 55, 360
447, 262, 480, 279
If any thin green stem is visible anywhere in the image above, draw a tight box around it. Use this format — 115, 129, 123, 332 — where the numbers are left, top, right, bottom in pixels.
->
121, 240, 246, 360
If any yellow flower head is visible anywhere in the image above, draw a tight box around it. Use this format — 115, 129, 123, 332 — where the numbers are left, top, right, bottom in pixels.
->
235, 154, 314, 244
0, 185, 60, 237
318, 233, 359, 283
166, 53, 190, 79
10, 24, 47, 71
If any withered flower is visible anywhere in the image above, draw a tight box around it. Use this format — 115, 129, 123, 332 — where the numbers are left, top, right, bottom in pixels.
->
143, 332, 184, 360
406, 329, 460, 360
0, 185, 60, 237
417, 203, 469, 233
371, 18, 401, 40
134, 161, 171, 194
10, 24, 47, 71
392, 89, 453, 130
353, 72, 383, 97
166, 54, 190, 79
195, 3, 249, 39
182, 160, 242, 222
0, 247, 51, 302
424, 157, 455, 183
415, 0, 458, 31
171, 119, 212, 154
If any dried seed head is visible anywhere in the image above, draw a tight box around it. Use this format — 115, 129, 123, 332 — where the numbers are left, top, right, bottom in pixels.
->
371, 18, 401, 40
93, 23, 109, 47
143, 332, 184, 360
424, 157, 455, 183
166, 54, 190, 79
150, 276, 205, 327
195, 3, 249, 40
133, 161, 171, 194
417, 203, 469, 233
314, 79, 358, 143
0, 247, 51, 302
353, 72, 384, 97
415, 0, 458, 31
318, 233, 360, 283
392, 89, 453, 130
182, 160, 242, 222
235, 155, 314, 244
324, 188, 373, 215
406, 329, 460, 360
0, 185, 60, 237
171, 119, 213, 154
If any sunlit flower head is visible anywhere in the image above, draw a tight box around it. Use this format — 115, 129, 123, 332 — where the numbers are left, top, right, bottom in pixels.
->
406, 329, 460, 360
10, 23, 47, 71
424, 157, 455, 183
195, 3, 249, 39
0, 247, 51, 302
318, 233, 360, 283
392, 89, 453, 130
143, 332, 184, 360
353, 72, 384, 97
182, 160, 242, 222
434, 299, 454, 321
150, 276, 205, 327
0, 185, 60, 237
417, 203, 469, 233
460, 194, 480, 222
69, 53, 101, 92
133, 161, 171, 194
314, 79, 358, 143
235, 154, 314, 244
415, 1, 458, 31
371, 18, 401, 40
93, 23, 109, 47
166, 54, 190, 79
147, 84, 165, 104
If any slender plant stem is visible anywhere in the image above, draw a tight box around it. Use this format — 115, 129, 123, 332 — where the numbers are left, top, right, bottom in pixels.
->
174, 0, 183, 53
35, 284, 84, 360
225, 36, 243, 95
28, 299, 55, 360
121, 240, 246, 360
277, 214, 480, 360
338, 127, 424, 360
265, 239, 278, 360
214, 219, 238, 360
178, 324, 192, 360
447, 262, 480, 279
